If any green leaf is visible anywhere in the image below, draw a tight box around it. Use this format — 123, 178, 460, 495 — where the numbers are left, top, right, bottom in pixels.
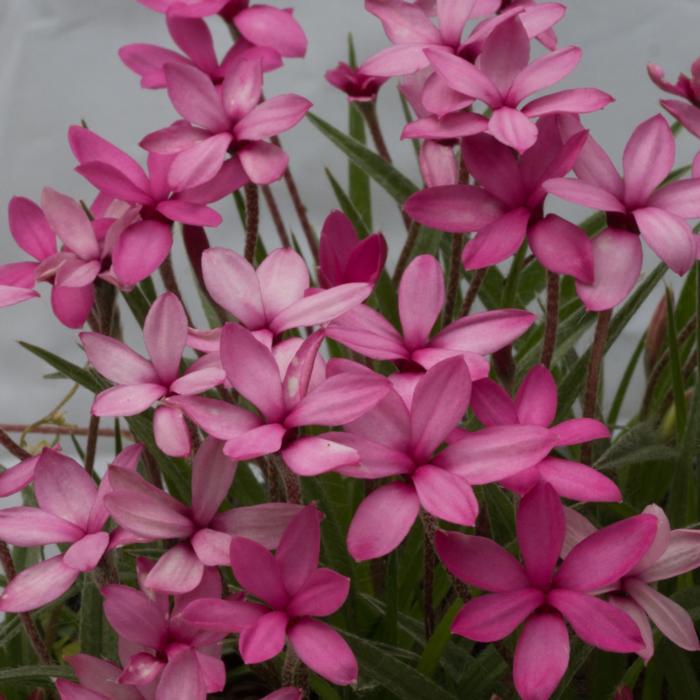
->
348, 99, 372, 227
19, 342, 103, 394
78, 577, 103, 657
0, 665, 74, 684
665, 288, 687, 435
657, 641, 700, 699
325, 168, 371, 238
417, 598, 462, 678
595, 424, 679, 470
121, 286, 151, 327
307, 112, 418, 204
607, 334, 645, 426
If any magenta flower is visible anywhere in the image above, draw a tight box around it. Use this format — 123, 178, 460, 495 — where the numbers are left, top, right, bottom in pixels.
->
102, 563, 226, 699
0, 446, 141, 612
82, 292, 230, 457
468, 364, 618, 501
327, 357, 554, 560
544, 114, 700, 309
437, 482, 657, 700
327, 254, 535, 379
648, 58, 700, 138
420, 16, 613, 152
172, 325, 389, 475
405, 120, 592, 272
57, 654, 146, 700
182, 506, 359, 686
105, 436, 303, 594
325, 62, 388, 102
141, 58, 311, 188
202, 246, 373, 338
318, 210, 387, 288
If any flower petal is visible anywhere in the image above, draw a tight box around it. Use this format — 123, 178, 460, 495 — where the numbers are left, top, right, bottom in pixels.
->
113, 220, 173, 287
412, 466, 478, 526
164, 62, 228, 132
634, 207, 695, 275
92, 384, 166, 417
230, 537, 288, 608
515, 365, 557, 427
399, 254, 445, 351
41, 188, 98, 260
145, 543, 205, 594
0, 555, 79, 612
8, 196, 57, 260
239, 611, 289, 664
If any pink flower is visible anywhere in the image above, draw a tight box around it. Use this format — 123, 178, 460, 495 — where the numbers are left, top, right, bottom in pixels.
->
0, 447, 61, 498
135, 0, 237, 18
172, 326, 390, 475
56, 654, 145, 700
82, 292, 229, 457
318, 210, 387, 287
325, 62, 388, 102
544, 114, 700, 309
105, 436, 303, 594
102, 561, 226, 699
182, 506, 359, 686
202, 246, 373, 337
328, 357, 554, 560
0, 445, 142, 612
437, 482, 657, 700
467, 364, 617, 501
327, 254, 535, 379
141, 58, 311, 188
405, 119, 592, 273
419, 16, 613, 152
648, 59, 700, 138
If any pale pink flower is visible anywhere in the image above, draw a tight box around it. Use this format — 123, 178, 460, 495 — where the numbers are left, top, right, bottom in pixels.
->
0, 447, 62, 498
105, 436, 303, 594
437, 482, 657, 700
648, 58, 700, 138
182, 506, 359, 686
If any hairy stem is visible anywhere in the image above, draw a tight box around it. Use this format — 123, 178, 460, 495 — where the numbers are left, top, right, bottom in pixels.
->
443, 235, 465, 323
84, 415, 100, 477
244, 183, 260, 263
540, 271, 560, 369
460, 268, 486, 316
270, 453, 302, 504
160, 252, 194, 326
261, 184, 290, 247
392, 219, 420, 284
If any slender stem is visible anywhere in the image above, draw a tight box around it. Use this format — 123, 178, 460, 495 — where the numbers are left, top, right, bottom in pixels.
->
420, 511, 437, 639
271, 135, 319, 262
270, 453, 302, 504
160, 252, 194, 326
581, 309, 612, 464
259, 457, 285, 502
392, 219, 420, 284
443, 235, 464, 324
84, 415, 100, 477
261, 184, 290, 247
540, 271, 560, 369
0, 542, 52, 663
0, 427, 30, 460
281, 645, 308, 697
244, 183, 260, 263
143, 450, 163, 490
460, 268, 486, 316
0, 424, 132, 440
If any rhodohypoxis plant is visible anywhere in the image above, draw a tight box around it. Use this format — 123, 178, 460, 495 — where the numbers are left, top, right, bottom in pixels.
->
1, 0, 700, 698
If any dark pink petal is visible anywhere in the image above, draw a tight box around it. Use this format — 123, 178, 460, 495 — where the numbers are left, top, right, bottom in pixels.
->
515, 364, 557, 427
288, 568, 350, 618
544, 177, 626, 212
282, 436, 359, 476
140, 120, 210, 154
347, 482, 420, 561
178, 156, 249, 204
452, 589, 545, 642
92, 383, 166, 417
181, 597, 267, 632
410, 356, 471, 461
276, 505, 321, 596
238, 141, 289, 185
166, 16, 217, 74
164, 62, 228, 132
513, 612, 569, 700
634, 207, 696, 275
0, 555, 79, 612
548, 589, 643, 652
402, 112, 487, 140
80, 332, 157, 386
101, 584, 167, 648
399, 254, 444, 351
213, 503, 304, 549
661, 98, 700, 139
412, 466, 477, 526
555, 514, 657, 591
230, 537, 288, 608
404, 184, 505, 233
488, 107, 538, 153
528, 214, 595, 284
550, 417, 610, 445
195, 651, 227, 694
144, 292, 188, 386
8, 196, 56, 260
234, 6, 308, 58
426, 48, 501, 105
288, 619, 358, 686
623, 114, 675, 207
113, 220, 173, 287
257, 248, 309, 320
51, 284, 94, 328
76, 162, 152, 204
169, 395, 261, 440
145, 543, 205, 594
41, 188, 98, 260
642, 529, 700, 582
63, 531, 110, 572
470, 378, 518, 426
508, 46, 581, 104
119, 43, 189, 88
156, 200, 222, 227
0, 506, 83, 546
191, 437, 236, 526
239, 611, 289, 664
522, 88, 614, 117
169, 133, 233, 190
201, 247, 265, 327
477, 16, 530, 95
539, 457, 622, 503
461, 207, 530, 269
262, 688, 302, 700
155, 650, 206, 700
575, 229, 643, 311
517, 482, 564, 588
221, 55, 264, 120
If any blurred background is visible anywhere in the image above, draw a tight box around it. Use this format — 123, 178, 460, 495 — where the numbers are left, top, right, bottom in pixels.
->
2, 0, 700, 467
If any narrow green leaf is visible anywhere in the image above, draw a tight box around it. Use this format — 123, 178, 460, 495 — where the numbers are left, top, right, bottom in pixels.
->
121, 286, 151, 327
0, 665, 74, 683
417, 598, 462, 677
657, 641, 700, 699
19, 342, 103, 394
78, 577, 103, 657
607, 335, 645, 426
665, 288, 687, 435
348, 100, 372, 227
325, 168, 370, 237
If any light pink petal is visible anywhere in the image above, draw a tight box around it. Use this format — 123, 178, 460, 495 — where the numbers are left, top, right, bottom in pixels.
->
79, 332, 156, 386
426, 48, 501, 105
461, 207, 530, 269
287, 568, 349, 618
238, 140, 289, 185
224, 423, 286, 461
509, 46, 581, 104
0, 506, 83, 546
403, 112, 487, 140
181, 597, 267, 632
345, 387, 411, 450
76, 162, 151, 204
119, 43, 189, 88
470, 378, 518, 426
63, 531, 110, 572
522, 88, 614, 117
361, 43, 436, 78
178, 155, 249, 203
513, 611, 570, 700
477, 15, 530, 94
281, 331, 325, 411
170, 367, 225, 395
634, 207, 696, 275
144, 292, 188, 385
153, 405, 191, 457
155, 650, 206, 700
257, 248, 309, 320
169, 395, 261, 440
630, 504, 671, 575
41, 187, 98, 260
288, 619, 358, 686
437, 0, 478, 45
562, 507, 598, 557
8, 196, 57, 260
412, 466, 477, 526
164, 62, 228, 132
120, 652, 165, 687
234, 6, 308, 58
642, 529, 700, 582
54, 258, 100, 288
0, 284, 39, 308
169, 133, 233, 190
661, 98, 700, 139
366, 0, 442, 44
145, 543, 205, 594
488, 107, 538, 153
515, 365, 557, 427
67, 653, 144, 700
649, 178, 700, 218
156, 200, 222, 227
92, 383, 166, 417
166, 16, 217, 73
261, 689, 302, 700
0, 453, 40, 497
550, 417, 610, 445
190, 528, 232, 566
548, 589, 643, 652
191, 437, 236, 526
452, 588, 545, 642
213, 502, 304, 549
623, 115, 675, 207
555, 514, 657, 591
113, 220, 173, 287
0, 555, 79, 612
194, 651, 225, 693
544, 177, 626, 212
419, 140, 459, 187
609, 595, 655, 663
276, 505, 321, 596
51, 284, 94, 329
230, 536, 288, 608
539, 457, 622, 503
235, 93, 312, 142
398, 254, 444, 350
201, 247, 265, 327
102, 584, 166, 647
141, 120, 211, 154
239, 611, 289, 664
575, 229, 643, 311
282, 436, 359, 476
347, 482, 420, 561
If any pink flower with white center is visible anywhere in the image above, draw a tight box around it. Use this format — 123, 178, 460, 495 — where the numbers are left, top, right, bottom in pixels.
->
326, 357, 554, 560
0, 445, 142, 612
648, 58, 700, 138
202, 246, 373, 338
405, 119, 591, 273
105, 436, 303, 594
102, 562, 226, 700
564, 505, 700, 661
171, 326, 390, 475
327, 254, 535, 380
465, 364, 618, 501
325, 62, 388, 102
81, 292, 231, 457
57, 654, 145, 700
543, 114, 700, 309
437, 482, 657, 700
141, 58, 311, 189
121, 11, 306, 89
318, 210, 387, 288
182, 506, 359, 686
